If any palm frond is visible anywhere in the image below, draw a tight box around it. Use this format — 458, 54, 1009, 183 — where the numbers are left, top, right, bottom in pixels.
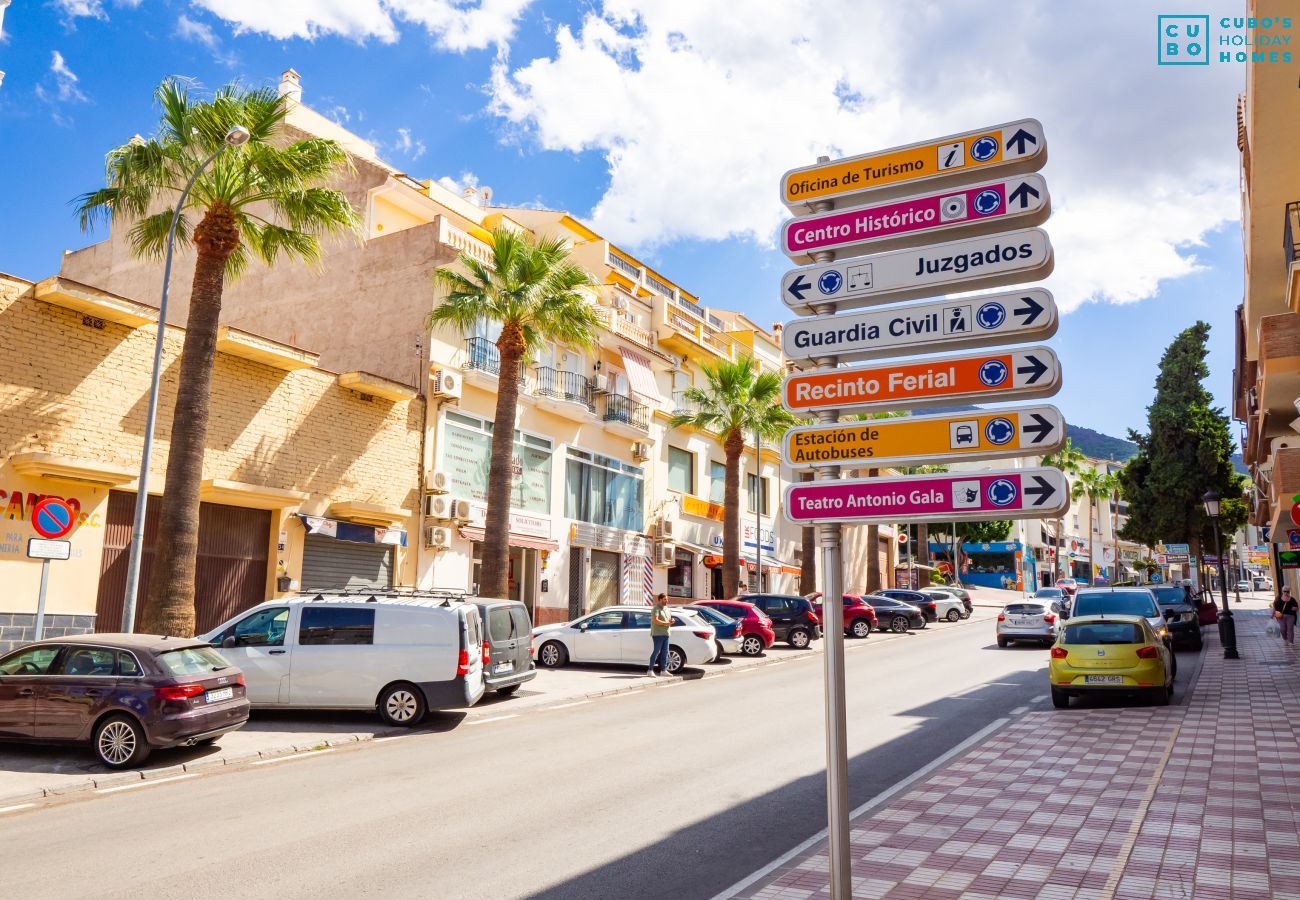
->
127, 209, 190, 261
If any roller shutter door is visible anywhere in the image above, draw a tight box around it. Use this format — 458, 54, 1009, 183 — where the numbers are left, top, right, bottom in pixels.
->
301, 535, 393, 591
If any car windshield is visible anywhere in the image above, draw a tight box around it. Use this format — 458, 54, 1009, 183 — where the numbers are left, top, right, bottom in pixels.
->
157, 645, 231, 676
1005, 604, 1046, 614
1073, 591, 1157, 617
1063, 622, 1145, 645
1150, 587, 1188, 606
1035, 589, 1063, 598
688, 606, 731, 625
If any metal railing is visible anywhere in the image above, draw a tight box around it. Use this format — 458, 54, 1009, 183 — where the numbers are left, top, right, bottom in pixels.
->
464, 337, 527, 391
675, 295, 707, 320
602, 393, 650, 431
1286, 201, 1300, 271
645, 272, 676, 299
608, 252, 642, 281
534, 367, 594, 411
671, 390, 699, 416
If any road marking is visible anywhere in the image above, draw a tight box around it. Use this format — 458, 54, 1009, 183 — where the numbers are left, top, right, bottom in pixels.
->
604, 690, 643, 699
548, 700, 591, 710
1010, 706, 1029, 715
0, 803, 35, 815
1029, 694, 1048, 704
251, 749, 335, 766
97, 773, 195, 794
710, 716, 1011, 900
466, 714, 519, 726
1097, 724, 1181, 900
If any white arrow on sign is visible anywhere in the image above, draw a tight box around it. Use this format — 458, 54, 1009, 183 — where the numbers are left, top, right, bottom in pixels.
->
782, 174, 1050, 264
782, 288, 1057, 364
781, 228, 1053, 315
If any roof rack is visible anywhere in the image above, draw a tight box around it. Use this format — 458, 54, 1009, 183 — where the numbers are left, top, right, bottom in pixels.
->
300, 587, 472, 606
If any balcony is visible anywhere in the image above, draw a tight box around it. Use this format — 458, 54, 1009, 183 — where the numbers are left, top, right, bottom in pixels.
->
608, 251, 642, 282
441, 218, 495, 268
1286, 202, 1300, 313
671, 390, 699, 417
463, 337, 528, 394
653, 296, 740, 362
534, 366, 595, 420
1258, 312, 1300, 414
602, 393, 651, 437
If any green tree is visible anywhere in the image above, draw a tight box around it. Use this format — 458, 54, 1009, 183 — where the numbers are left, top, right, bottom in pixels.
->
1042, 438, 1086, 581
672, 358, 796, 598
75, 79, 358, 636
428, 227, 597, 599
1119, 322, 1243, 570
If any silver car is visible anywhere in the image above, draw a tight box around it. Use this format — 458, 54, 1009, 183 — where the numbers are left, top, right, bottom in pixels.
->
996, 601, 1059, 648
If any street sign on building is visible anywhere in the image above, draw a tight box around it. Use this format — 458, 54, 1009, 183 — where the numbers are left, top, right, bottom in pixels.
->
27, 538, 71, 560
782, 288, 1056, 364
783, 404, 1065, 469
781, 119, 1047, 211
781, 228, 1053, 315
782, 174, 1050, 264
784, 467, 1070, 525
781, 346, 1061, 415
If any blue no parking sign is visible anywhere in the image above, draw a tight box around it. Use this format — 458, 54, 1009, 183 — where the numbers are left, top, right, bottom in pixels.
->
32, 497, 75, 539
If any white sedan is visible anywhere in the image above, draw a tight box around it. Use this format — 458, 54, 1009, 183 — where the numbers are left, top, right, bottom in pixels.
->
532, 605, 717, 674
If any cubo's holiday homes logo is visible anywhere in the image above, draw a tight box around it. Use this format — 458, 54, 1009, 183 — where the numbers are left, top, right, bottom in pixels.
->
1158, 14, 1294, 65
1158, 15, 1210, 64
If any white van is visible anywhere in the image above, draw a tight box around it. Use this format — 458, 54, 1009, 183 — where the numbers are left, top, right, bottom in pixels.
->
201, 594, 485, 726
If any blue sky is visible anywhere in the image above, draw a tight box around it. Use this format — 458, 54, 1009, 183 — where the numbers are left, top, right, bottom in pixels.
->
0, 1, 1251, 444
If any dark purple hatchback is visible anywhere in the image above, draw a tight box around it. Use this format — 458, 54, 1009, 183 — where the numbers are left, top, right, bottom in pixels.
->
0, 633, 250, 768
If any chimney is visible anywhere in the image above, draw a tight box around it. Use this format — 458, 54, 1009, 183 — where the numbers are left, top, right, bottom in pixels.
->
462, 186, 479, 207
279, 68, 302, 104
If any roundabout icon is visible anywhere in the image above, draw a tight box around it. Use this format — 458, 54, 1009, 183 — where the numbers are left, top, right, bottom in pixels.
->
976, 302, 1006, 329
986, 478, 1018, 507
818, 270, 843, 295
972, 189, 1003, 216
978, 360, 1008, 387
985, 417, 1015, 445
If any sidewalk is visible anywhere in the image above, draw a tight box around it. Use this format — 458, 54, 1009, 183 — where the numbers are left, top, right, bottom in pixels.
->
721, 603, 1300, 900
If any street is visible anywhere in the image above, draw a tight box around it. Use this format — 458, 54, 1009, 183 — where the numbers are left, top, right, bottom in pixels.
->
0, 609, 1153, 900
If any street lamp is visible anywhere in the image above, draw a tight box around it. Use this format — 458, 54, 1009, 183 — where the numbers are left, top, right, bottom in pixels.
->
1202, 489, 1240, 660
120, 125, 250, 633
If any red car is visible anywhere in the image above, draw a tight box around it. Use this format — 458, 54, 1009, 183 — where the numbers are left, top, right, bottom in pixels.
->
694, 600, 776, 656
812, 594, 879, 639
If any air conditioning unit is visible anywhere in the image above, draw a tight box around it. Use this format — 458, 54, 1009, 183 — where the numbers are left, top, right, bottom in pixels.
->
593, 373, 609, 393
428, 470, 450, 494
431, 369, 462, 401
612, 295, 629, 311
428, 495, 472, 521
425, 525, 453, 549
451, 499, 471, 520
655, 519, 676, 540
655, 541, 676, 566
631, 441, 650, 461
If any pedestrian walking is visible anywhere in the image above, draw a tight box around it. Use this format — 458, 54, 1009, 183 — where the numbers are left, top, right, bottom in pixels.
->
648, 593, 673, 676
1274, 587, 1297, 647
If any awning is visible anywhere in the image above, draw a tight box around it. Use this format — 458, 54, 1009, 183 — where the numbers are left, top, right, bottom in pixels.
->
458, 525, 559, 552
299, 515, 407, 547
619, 347, 662, 402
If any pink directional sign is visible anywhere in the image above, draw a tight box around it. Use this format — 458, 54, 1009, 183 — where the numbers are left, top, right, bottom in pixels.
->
784, 467, 1069, 525
781, 174, 1049, 264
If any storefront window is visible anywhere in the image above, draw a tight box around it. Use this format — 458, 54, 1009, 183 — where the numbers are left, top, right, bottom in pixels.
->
667, 548, 694, 598
564, 448, 644, 532
444, 412, 552, 513
588, 550, 620, 610
668, 446, 694, 494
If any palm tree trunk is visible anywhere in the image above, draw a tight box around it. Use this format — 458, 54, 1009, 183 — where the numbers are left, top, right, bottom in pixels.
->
799, 473, 815, 593
479, 323, 526, 600
1087, 495, 1096, 586
1111, 493, 1120, 584
140, 209, 238, 637
865, 469, 881, 592
1056, 516, 1065, 583
917, 523, 930, 588
723, 430, 745, 598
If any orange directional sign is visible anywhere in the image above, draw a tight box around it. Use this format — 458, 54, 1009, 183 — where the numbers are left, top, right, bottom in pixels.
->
781, 346, 1060, 415
781, 119, 1046, 212
783, 405, 1065, 469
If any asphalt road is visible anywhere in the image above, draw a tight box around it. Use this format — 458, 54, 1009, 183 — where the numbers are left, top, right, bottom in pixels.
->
0, 611, 1202, 900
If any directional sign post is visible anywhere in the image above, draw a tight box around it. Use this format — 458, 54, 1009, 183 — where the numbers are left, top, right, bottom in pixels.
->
29, 497, 76, 641
784, 467, 1071, 525
783, 288, 1056, 364
784, 405, 1066, 469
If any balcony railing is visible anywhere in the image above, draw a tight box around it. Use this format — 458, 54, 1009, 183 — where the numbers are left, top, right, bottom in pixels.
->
645, 272, 676, 299
608, 253, 642, 281
464, 337, 527, 391
593, 306, 655, 348
602, 394, 651, 431
675, 295, 707, 320
671, 390, 699, 416
441, 219, 494, 267
535, 367, 595, 412
1286, 201, 1300, 272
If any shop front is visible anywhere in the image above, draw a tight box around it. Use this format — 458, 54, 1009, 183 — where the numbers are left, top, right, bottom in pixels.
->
929, 540, 1035, 591
566, 522, 653, 619
461, 505, 557, 621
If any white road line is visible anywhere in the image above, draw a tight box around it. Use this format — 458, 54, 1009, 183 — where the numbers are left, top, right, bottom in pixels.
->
1010, 706, 1030, 715
604, 690, 643, 699
251, 749, 335, 766
97, 773, 195, 794
548, 700, 591, 710
466, 714, 519, 726
0, 803, 35, 815
1029, 694, 1049, 704
709, 716, 1011, 900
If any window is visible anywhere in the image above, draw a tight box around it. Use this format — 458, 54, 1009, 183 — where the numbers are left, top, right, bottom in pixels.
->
626, 611, 651, 629
117, 651, 143, 677
1063, 622, 1144, 645
219, 607, 289, 647
0, 645, 60, 675
710, 461, 726, 504
667, 547, 694, 599
443, 411, 553, 514
582, 610, 626, 630
565, 448, 645, 532
464, 609, 482, 648
488, 607, 515, 643
299, 607, 376, 645
59, 647, 116, 677
668, 446, 694, 494
157, 646, 232, 676
746, 474, 771, 515
509, 606, 532, 635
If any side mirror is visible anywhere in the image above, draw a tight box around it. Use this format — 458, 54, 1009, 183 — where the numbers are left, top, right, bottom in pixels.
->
1162, 609, 1176, 620
222, 636, 237, 649
578, 624, 588, 632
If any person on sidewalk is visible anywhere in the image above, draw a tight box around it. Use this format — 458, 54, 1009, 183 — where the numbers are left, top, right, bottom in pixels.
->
1275, 587, 1298, 647
648, 593, 673, 676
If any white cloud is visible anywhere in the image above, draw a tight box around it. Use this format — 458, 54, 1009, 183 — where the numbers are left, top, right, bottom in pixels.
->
437, 170, 480, 194
191, 0, 533, 51
51, 0, 140, 23
488, 0, 1243, 313
175, 14, 239, 65
393, 127, 427, 161
36, 50, 87, 103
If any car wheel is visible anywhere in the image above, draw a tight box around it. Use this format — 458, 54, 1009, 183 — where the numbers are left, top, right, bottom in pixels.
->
997, 636, 1009, 648
537, 640, 568, 669
1170, 654, 1178, 678
1191, 635, 1203, 652
1050, 688, 1070, 709
496, 684, 522, 697
379, 682, 426, 727
94, 715, 151, 769
1152, 686, 1172, 707
740, 634, 764, 656
850, 619, 871, 639
666, 646, 686, 674
788, 628, 813, 649
946, 609, 961, 623
889, 616, 909, 634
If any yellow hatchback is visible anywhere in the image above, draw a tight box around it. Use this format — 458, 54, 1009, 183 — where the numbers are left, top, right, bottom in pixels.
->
1048, 614, 1173, 709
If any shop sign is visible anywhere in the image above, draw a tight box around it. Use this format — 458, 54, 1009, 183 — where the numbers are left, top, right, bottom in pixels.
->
569, 521, 651, 556
709, 523, 776, 553
443, 420, 552, 514
465, 502, 552, 539
681, 494, 726, 522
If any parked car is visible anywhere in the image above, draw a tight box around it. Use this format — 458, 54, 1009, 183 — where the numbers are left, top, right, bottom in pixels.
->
1254, 576, 1273, 592
921, 588, 970, 620
474, 598, 537, 696
1049, 615, 1173, 708
876, 589, 943, 623
922, 585, 973, 615
683, 604, 744, 656
996, 602, 1059, 647
0, 634, 250, 768
1235, 580, 1253, 593
1055, 577, 1080, 598
812, 595, 879, 639
1147, 585, 1203, 652
203, 594, 485, 726
862, 595, 926, 633
693, 600, 775, 656
745, 594, 822, 648
1033, 587, 1066, 614
532, 605, 717, 674
1070, 588, 1174, 675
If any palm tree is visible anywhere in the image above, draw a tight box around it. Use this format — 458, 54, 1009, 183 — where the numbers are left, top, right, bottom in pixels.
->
1042, 439, 1086, 583
1071, 466, 1112, 586
75, 79, 358, 636
672, 358, 796, 598
428, 227, 596, 598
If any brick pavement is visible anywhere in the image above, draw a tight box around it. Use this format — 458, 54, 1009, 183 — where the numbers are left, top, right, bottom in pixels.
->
723, 608, 1300, 900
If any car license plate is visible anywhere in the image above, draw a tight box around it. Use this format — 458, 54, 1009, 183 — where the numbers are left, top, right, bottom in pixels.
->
494, 662, 513, 674
205, 687, 234, 703
1084, 675, 1123, 685
1010, 618, 1032, 627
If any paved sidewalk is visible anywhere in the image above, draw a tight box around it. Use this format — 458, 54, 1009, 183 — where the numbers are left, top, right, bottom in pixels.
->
722, 604, 1300, 900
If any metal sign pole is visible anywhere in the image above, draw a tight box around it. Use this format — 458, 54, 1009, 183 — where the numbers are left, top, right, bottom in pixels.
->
35, 557, 51, 641
809, 170, 852, 900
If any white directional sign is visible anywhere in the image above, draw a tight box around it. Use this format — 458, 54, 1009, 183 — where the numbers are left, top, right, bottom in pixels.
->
781, 228, 1053, 315
782, 288, 1056, 365
782, 174, 1050, 264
